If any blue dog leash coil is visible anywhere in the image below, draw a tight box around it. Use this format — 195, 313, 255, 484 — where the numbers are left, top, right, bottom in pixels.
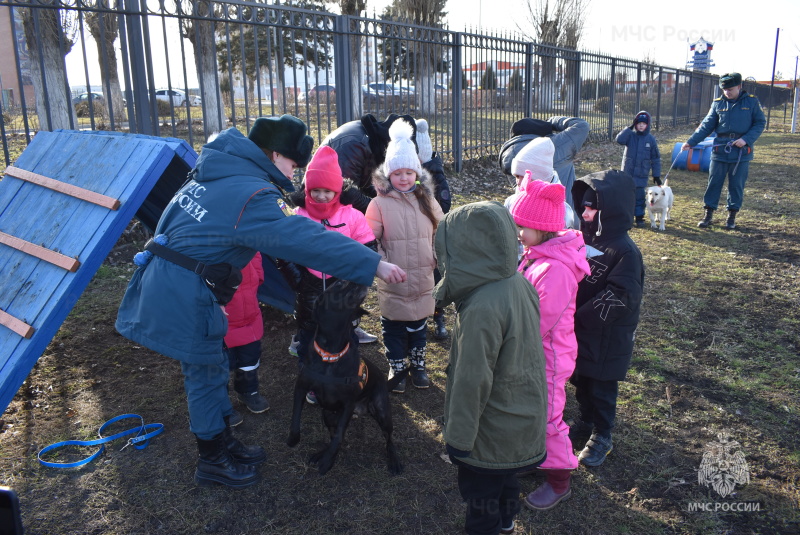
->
38, 414, 164, 468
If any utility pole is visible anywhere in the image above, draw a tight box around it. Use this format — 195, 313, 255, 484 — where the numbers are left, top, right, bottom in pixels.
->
768, 28, 780, 128
792, 55, 798, 134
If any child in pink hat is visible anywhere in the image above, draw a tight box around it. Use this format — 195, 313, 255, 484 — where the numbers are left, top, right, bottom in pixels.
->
510, 172, 591, 511
285, 146, 378, 395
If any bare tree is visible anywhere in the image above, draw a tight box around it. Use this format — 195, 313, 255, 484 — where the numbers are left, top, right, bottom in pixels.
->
20, 8, 78, 131
86, 2, 125, 120
518, 0, 589, 110
182, 0, 224, 137
381, 0, 448, 115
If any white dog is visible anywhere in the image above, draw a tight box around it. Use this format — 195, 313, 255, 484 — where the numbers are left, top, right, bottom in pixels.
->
645, 179, 674, 231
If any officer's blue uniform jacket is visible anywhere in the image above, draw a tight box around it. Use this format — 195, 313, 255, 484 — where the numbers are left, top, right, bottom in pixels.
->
687, 90, 766, 163
615, 111, 661, 187
116, 128, 380, 364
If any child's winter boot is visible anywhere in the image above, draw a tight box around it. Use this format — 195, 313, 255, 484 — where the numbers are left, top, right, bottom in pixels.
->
523, 469, 572, 510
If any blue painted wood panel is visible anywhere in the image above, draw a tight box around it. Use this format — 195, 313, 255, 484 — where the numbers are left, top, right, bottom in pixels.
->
0, 130, 196, 413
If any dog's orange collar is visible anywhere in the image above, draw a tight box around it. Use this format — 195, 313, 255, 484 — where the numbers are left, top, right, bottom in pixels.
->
314, 340, 350, 363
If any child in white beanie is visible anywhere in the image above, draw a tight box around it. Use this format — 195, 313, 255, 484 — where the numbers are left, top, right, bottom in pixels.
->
506, 137, 577, 231
366, 119, 444, 393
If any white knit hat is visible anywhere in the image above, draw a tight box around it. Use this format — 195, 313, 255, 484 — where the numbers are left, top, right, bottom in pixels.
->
416, 118, 433, 163
510, 137, 556, 181
382, 118, 423, 176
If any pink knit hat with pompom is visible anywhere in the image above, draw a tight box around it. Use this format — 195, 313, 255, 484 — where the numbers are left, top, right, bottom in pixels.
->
510, 171, 566, 232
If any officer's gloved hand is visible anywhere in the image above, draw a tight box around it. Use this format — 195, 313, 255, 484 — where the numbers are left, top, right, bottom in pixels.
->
653, 176, 662, 187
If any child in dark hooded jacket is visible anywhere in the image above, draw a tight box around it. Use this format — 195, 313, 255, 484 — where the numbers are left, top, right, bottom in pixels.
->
615, 111, 661, 227
569, 170, 645, 468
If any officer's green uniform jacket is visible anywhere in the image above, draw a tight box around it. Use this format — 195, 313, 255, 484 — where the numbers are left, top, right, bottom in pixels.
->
687, 90, 766, 162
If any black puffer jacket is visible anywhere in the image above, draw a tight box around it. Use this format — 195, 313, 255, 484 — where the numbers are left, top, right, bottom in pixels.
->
321, 114, 450, 214
422, 153, 451, 214
571, 170, 644, 381
321, 114, 413, 213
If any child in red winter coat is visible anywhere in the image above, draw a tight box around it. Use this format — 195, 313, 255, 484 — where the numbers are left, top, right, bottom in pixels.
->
224, 252, 269, 424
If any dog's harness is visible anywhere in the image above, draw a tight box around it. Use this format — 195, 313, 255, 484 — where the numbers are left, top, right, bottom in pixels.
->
299, 359, 369, 390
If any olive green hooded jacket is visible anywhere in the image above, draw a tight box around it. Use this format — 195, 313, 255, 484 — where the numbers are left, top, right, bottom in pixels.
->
435, 201, 547, 471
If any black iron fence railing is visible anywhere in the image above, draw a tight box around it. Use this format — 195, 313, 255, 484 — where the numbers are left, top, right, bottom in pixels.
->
0, 0, 794, 171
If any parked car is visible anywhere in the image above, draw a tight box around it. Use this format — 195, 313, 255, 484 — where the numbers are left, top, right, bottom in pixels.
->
362, 83, 403, 105
300, 84, 336, 103
155, 88, 201, 107
72, 92, 104, 106
395, 83, 415, 97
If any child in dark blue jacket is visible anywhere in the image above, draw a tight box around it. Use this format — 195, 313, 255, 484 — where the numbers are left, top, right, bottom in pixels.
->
616, 111, 661, 228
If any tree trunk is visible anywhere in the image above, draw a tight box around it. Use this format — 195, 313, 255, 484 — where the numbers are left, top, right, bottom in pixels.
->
340, 0, 366, 117
192, 13, 224, 137
86, 11, 125, 121
21, 8, 76, 131
538, 53, 557, 111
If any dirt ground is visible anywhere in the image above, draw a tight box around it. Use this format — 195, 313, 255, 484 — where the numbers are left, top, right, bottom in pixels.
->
1, 126, 799, 535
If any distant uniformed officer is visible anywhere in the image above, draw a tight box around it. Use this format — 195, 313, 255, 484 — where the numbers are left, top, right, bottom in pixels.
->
682, 72, 766, 230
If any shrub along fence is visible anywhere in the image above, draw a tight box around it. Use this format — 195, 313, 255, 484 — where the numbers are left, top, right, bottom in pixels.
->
0, 0, 793, 171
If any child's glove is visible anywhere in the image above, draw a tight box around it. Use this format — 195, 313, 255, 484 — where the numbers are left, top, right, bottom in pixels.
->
653, 176, 662, 186
339, 181, 362, 206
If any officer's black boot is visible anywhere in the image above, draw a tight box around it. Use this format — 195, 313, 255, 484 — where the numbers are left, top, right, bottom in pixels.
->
223, 415, 267, 466
725, 209, 738, 230
697, 207, 714, 228
194, 433, 260, 488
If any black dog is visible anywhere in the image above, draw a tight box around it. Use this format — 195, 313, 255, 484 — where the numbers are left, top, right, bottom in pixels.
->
286, 279, 407, 475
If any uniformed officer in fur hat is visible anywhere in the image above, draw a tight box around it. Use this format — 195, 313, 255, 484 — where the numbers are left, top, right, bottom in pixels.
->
681, 73, 766, 230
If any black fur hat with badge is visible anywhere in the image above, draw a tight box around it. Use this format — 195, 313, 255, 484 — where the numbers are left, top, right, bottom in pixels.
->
248, 114, 314, 167
719, 72, 742, 89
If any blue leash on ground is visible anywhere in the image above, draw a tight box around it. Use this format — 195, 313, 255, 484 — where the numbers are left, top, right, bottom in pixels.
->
38, 414, 164, 468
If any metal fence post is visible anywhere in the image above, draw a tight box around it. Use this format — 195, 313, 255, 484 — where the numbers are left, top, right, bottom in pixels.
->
524, 42, 534, 118
451, 32, 463, 172
635, 62, 642, 113
124, 0, 155, 135
655, 66, 663, 130
608, 58, 616, 139
572, 51, 581, 118
334, 14, 353, 125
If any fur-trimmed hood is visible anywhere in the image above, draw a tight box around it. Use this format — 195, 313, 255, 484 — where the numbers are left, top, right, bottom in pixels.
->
371, 166, 436, 199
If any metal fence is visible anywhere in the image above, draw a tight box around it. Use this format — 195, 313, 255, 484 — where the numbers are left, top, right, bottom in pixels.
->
0, 0, 794, 171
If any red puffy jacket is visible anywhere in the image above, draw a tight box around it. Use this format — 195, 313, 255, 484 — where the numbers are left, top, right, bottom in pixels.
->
223, 253, 265, 348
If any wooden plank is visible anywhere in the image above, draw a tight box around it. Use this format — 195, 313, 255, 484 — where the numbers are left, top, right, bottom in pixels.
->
4, 166, 121, 210
0, 133, 197, 413
0, 231, 81, 272
0, 309, 34, 339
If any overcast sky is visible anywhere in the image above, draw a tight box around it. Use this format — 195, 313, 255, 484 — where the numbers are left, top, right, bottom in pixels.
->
366, 0, 800, 82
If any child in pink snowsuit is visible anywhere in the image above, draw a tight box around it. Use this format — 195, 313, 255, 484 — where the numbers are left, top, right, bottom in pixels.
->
288, 145, 377, 374
510, 172, 591, 511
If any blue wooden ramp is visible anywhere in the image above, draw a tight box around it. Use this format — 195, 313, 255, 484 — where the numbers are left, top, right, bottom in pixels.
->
0, 130, 196, 413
